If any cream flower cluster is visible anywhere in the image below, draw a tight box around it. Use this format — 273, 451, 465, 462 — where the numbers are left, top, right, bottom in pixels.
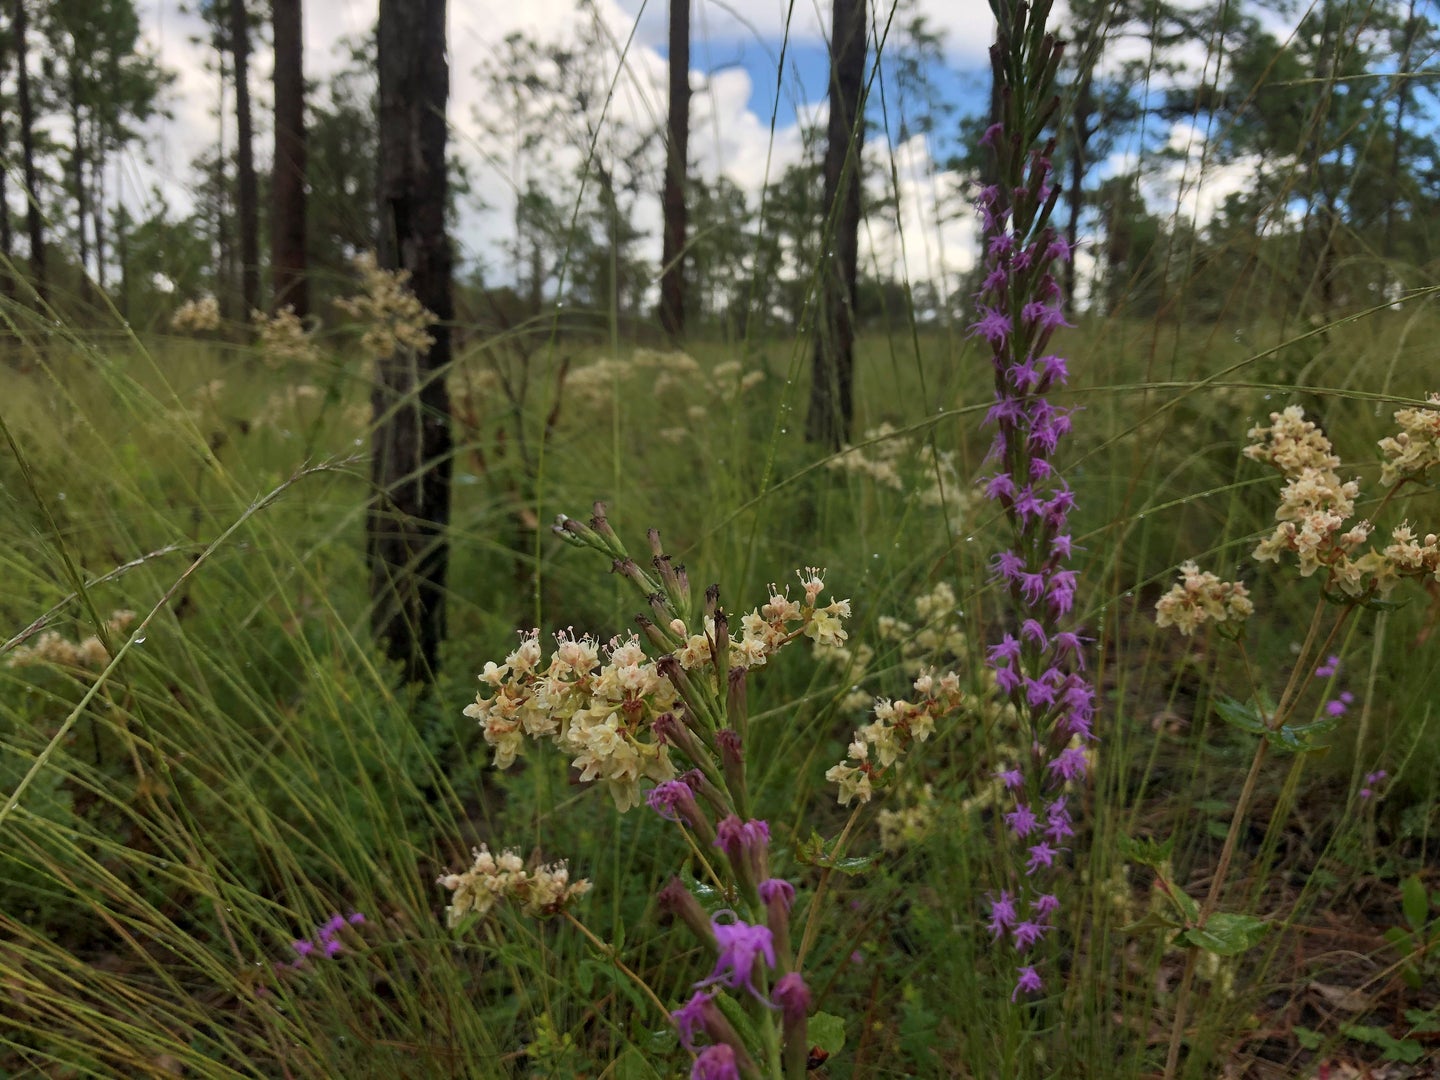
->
170, 295, 221, 332
827, 424, 977, 531
1378, 393, 1440, 486
825, 668, 962, 806
1243, 403, 1440, 596
437, 845, 591, 928
6, 611, 136, 672
251, 305, 322, 366
1153, 561, 1254, 636
722, 569, 851, 671
1245, 407, 1363, 577
877, 783, 936, 853
333, 252, 437, 359
464, 630, 679, 811
822, 582, 969, 713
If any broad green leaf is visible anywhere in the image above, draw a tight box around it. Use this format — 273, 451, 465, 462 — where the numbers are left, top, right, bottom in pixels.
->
1120, 911, 1182, 935
1179, 913, 1269, 956
1293, 1026, 1323, 1050
810, 1011, 846, 1055
1401, 874, 1429, 934
613, 1047, 662, 1080
1213, 696, 1264, 735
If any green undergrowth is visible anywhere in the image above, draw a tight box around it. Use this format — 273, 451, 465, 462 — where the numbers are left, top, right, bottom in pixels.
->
1, 302, 1438, 1078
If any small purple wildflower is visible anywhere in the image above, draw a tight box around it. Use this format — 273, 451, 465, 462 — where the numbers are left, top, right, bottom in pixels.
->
1025, 842, 1059, 875
772, 971, 810, 1024
1316, 654, 1341, 678
291, 939, 315, 958
671, 990, 710, 1050
692, 1044, 740, 1080
1012, 920, 1049, 951
1012, 966, 1044, 1001
1005, 803, 1039, 838
758, 877, 795, 913
699, 913, 775, 997
987, 890, 1018, 940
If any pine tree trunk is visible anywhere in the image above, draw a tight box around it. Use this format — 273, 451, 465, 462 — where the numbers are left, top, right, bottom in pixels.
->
659, 0, 690, 341
0, 21, 12, 302
271, 0, 308, 316
231, 0, 259, 320
370, 0, 454, 684
806, 0, 866, 449
13, 0, 45, 308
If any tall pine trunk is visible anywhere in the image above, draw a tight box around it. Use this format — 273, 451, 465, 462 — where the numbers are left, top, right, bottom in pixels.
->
805, 0, 866, 449
272, 0, 308, 316
370, 0, 454, 684
231, 0, 258, 319
659, 0, 689, 341
0, 21, 12, 302
13, 0, 45, 308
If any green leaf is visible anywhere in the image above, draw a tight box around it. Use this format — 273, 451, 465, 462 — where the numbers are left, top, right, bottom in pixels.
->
809, 1011, 846, 1055
1293, 1026, 1323, 1050
1119, 911, 1183, 936
1178, 913, 1269, 956
1267, 711, 1343, 753
1213, 696, 1265, 735
613, 1046, 662, 1080
1401, 874, 1429, 934
1117, 833, 1175, 868
1341, 1024, 1425, 1064
793, 830, 876, 876
1168, 886, 1201, 925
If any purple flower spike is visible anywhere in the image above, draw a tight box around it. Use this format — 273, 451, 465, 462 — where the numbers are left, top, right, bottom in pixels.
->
772, 972, 811, 1025
291, 939, 315, 958
347, 912, 366, 926
1005, 803, 1038, 838
1025, 842, 1059, 875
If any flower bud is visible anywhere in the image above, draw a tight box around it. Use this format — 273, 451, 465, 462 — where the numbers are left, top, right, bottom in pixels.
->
657, 878, 716, 951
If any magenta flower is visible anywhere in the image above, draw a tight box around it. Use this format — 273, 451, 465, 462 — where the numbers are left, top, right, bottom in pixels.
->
698, 913, 775, 997
987, 890, 1018, 940
671, 990, 711, 1050
771, 971, 811, 1024
1012, 965, 1044, 1001
691, 1044, 740, 1080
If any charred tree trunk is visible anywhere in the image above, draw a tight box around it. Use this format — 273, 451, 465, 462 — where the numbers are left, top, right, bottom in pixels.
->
659, 0, 690, 341
272, 0, 308, 316
231, 0, 259, 320
370, 0, 454, 684
13, 0, 44, 308
806, 0, 866, 449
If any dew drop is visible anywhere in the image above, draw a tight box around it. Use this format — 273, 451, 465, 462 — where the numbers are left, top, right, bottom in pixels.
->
133, 634, 147, 645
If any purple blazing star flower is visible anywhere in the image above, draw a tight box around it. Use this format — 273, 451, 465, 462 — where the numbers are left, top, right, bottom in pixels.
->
714, 816, 770, 860
1031, 893, 1060, 920
1005, 803, 1038, 838
1047, 746, 1089, 784
991, 550, 1026, 582
291, 939, 315, 958
692, 1044, 742, 1080
771, 972, 811, 1025
971, 307, 1013, 344
1315, 654, 1340, 678
1012, 966, 1044, 1001
994, 664, 1022, 694
758, 878, 795, 913
699, 914, 775, 997
986, 472, 1019, 502
1025, 842, 1059, 875
671, 990, 711, 1050
1012, 920, 1049, 951
987, 890, 1018, 940
996, 766, 1024, 791
987, 634, 1023, 666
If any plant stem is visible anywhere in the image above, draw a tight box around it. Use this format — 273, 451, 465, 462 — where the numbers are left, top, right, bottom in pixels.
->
563, 911, 680, 1042
794, 805, 862, 970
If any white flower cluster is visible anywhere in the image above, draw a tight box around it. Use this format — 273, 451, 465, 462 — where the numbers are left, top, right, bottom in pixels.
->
825, 668, 962, 806
333, 252, 437, 360
821, 581, 969, 713
437, 845, 591, 928
827, 424, 977, 531
1378, 392, 1440, 486
170, 295, 221, 332
251, 305, 321, 366
1244, 403, 1440, 597
1154, 561, 1254, 636
6, 611, 137, 672
877, 783, 936, 853
464, 572, 851, 810
464, 631, 679, 811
